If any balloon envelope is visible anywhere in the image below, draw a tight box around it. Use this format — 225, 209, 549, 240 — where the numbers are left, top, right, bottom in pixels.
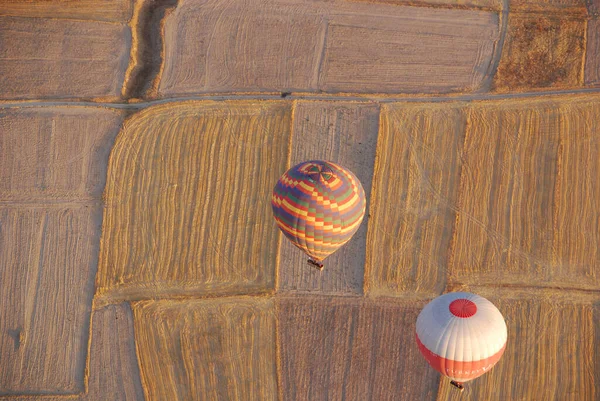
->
271, 160, 366, 262
416, 292, 507, 382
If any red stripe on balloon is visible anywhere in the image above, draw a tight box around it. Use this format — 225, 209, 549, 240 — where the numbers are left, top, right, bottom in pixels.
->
415, 333, 506, 381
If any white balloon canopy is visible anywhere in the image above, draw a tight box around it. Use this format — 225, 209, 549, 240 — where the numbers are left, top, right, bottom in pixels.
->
415, 292, 507, 383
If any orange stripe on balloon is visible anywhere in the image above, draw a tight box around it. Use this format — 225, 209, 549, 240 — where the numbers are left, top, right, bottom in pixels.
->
415, 334, 506, 382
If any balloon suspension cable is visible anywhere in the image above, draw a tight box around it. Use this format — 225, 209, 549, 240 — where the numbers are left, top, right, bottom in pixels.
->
450, 381, 464, 392
307, 259, 324, 270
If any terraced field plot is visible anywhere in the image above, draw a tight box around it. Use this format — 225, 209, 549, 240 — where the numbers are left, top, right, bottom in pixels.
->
0, 0, 599, 399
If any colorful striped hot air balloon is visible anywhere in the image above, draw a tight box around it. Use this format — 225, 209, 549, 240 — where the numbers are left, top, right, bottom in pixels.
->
415, 292, 507, 391
271, 160, 366, 269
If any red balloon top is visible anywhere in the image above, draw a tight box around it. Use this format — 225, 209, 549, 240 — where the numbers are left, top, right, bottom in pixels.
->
449, 299, 477, 318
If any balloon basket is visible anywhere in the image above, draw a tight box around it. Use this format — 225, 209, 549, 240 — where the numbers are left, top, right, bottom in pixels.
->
450, 381, 464, 392
307, 259, 324, 270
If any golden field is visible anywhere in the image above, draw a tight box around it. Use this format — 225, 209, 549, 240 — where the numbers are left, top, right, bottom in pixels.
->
0, 0, 599, 399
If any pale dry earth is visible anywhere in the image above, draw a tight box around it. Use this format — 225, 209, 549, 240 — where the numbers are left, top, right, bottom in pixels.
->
0, 0, 599, 400
277, 101, 379, 295
0, 17, 131, 101
277, 296, 440, 401
0, 107, 123, 395
158, 0, 500, 95
0, 0, 133, 22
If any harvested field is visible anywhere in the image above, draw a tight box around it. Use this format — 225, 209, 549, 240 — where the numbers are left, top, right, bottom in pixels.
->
1, 0, 599, 399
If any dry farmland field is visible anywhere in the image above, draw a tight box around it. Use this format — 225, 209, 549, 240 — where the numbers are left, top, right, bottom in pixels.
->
0, 0, 599, 400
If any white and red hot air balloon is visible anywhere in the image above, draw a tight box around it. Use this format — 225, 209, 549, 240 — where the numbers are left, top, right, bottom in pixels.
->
415, 292, 507, 391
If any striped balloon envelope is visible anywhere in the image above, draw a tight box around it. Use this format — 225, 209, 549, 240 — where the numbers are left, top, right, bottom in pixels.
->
415, 292, 507, 388
271, 160, 366, 268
